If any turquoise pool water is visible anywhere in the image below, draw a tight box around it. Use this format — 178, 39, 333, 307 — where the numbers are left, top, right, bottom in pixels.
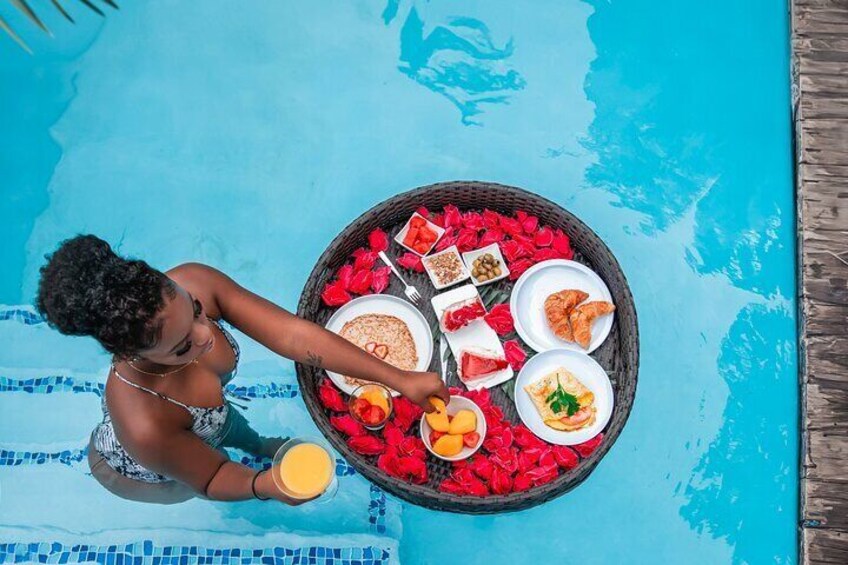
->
0, 1, 796, 563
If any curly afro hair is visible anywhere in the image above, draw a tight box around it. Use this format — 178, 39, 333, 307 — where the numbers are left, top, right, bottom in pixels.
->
36, 235, 176, 358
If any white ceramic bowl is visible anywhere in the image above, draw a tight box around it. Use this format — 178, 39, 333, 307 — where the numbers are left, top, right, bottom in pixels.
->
394, 212, 446, 256
419, 395, 487, 462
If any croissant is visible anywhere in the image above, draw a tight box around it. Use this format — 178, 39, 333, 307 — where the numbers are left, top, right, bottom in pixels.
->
569, 301, 616, 349
544, 290, 589, 341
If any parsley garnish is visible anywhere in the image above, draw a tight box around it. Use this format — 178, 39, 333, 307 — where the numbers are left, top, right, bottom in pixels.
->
545, 376, 580, 416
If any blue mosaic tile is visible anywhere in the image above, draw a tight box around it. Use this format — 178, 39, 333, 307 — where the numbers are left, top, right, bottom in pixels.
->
0, 307, 44, 325
0, 541, 390, 565
0, 376, 105, 397
0, 375, 298, 401
0, 448, 86, 467
368, 485, 387, 535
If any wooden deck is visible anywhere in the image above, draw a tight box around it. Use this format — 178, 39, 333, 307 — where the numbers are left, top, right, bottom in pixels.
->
793, 1, 848, 563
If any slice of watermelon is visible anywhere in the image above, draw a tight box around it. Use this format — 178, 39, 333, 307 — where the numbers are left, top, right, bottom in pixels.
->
460, 348, 509, 382
441, 298, 487, 333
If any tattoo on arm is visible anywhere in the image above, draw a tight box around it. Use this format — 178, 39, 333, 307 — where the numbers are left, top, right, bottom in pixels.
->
306, 350, 323, 369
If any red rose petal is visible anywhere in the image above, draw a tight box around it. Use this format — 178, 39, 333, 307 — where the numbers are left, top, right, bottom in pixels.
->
368, 228, 389, 253
317, 379, 348, 412
397, 252, 425, 272
396, 456, 428, 484
552, 229, 574, 259
321, 281, 352, 307
330, 414, 366, 437
532, 248, 560, 264
490, 467, 513, 495
371, 266, 391, 293
392, 396, 423, 433
434, 228, 458, 252
455, 228, 479, 252
383, 424, 404, 447
469, 454, 494, 481
478, 227, 506, 247
503, 340, 528, 371
482, 404, 505, 429
574, 433, 603, 458
553, 446, 579, 470
398, 436, 426, 460
416, 206, 430, 219
507, 258, 534, 281
462, 211, 485, 231
499, 240, 529, 263
512, 474, 533, 493
513, 425, 545, 449
443, 205, 463, 228
347, 435, 386, 455
353, 250, 378, 272
484, 303, 514, 335
490, 447, 519, 474
534, 226, 554, 247
482, 209, 502, 228
539, 449, 556, 469
336, 264, 355, 290
348, 269, 374, 295
499, 216, 524, 238
430, 213, 445, 227
522, 215, 539, 234
439, 478, 466, 495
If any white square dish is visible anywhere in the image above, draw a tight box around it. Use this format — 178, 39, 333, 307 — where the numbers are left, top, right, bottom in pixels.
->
462, 243, 510, 286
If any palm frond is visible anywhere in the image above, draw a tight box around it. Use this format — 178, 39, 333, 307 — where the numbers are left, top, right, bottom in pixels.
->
0, 12, 32, 53
1, 0, 120, 53
10, 0, 52, 36
76, 0, 105, 17
50, 0, 75, 23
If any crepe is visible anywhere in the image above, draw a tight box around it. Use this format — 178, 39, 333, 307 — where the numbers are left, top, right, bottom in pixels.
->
338, 314, 418, 388
523, 368, 596, 431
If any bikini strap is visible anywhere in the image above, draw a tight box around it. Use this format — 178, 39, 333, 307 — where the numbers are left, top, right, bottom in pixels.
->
111, 364, 193, 412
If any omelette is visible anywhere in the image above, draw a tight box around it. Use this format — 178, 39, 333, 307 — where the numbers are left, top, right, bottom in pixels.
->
523, 368, 597, 431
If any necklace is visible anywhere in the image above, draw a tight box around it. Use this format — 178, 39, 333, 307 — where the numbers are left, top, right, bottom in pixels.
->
127, 357, 198, 377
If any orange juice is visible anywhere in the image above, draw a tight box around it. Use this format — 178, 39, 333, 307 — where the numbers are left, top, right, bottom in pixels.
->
278, 443, 334, 499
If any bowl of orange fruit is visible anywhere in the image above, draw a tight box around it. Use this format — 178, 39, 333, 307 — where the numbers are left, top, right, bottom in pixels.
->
349, 384, 393, 430
420, 395, 486, 461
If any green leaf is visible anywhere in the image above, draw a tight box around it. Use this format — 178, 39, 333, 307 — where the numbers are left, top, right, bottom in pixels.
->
0, 13, 33, 53
10, 0, 52, 35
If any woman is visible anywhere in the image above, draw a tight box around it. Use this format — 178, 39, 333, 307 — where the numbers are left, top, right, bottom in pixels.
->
36, 235, 448, 505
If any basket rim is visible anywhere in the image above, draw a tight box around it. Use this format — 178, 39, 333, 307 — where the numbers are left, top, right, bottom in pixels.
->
296, 180, 640, 513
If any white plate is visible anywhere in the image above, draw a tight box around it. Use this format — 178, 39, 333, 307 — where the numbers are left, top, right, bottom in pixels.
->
510, 259, 614, 354
324, 295, 434, 396
461, 243, 510, 286
513, 348, 613, 445
431, 284, 514, 390
420, 395, 486, 461
422, 245, 471, 290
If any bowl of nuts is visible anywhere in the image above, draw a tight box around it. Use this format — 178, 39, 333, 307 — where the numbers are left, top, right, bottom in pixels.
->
462, 244, 510, 286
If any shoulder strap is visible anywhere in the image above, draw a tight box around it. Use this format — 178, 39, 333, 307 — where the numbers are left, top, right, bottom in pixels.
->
111, 364, 193, 412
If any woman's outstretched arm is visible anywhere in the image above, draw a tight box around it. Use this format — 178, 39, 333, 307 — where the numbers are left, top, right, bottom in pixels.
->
176, 263, 449, 411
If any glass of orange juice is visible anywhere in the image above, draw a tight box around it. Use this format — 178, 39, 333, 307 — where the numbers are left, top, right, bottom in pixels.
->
349, 384, 393, 430
271, 437, 338, 504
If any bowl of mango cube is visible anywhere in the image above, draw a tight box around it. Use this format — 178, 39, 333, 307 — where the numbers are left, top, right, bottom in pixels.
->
420, 395, 486, 462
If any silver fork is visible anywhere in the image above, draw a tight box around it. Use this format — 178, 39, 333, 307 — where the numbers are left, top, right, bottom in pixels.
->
378, 250, 422, 305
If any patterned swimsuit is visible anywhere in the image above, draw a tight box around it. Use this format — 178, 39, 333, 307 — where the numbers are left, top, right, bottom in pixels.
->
92, 318, 241, 483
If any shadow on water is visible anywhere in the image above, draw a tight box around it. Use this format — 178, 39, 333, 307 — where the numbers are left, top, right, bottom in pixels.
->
384, 2, 525, 125
582, 0, 793, 296
582, 0, 796, 562
681, 303, 797, 564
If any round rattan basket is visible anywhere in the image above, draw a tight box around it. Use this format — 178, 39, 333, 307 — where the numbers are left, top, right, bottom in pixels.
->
296, 181, 639, 513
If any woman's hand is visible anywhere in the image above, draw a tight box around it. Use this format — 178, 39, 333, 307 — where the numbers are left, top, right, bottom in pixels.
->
396, 370, 450, 412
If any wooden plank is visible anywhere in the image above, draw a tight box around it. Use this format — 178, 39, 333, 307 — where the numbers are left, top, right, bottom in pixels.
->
805, 478, 848, 529
794, 0, 848, 562
804, 528, 848, 565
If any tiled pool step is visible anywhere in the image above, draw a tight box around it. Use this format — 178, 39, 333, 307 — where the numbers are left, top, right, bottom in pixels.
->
0, 527, 399, 565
